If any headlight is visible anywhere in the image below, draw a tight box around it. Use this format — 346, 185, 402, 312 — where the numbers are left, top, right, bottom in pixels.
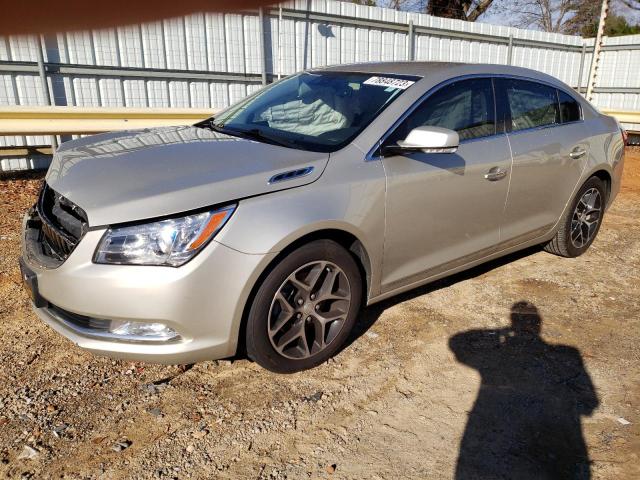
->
94, 205, 236, 266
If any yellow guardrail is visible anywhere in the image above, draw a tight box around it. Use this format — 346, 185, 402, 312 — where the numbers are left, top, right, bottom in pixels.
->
601, 109, 640, 129
0, 106, 637, 137
0, 106, 216, 135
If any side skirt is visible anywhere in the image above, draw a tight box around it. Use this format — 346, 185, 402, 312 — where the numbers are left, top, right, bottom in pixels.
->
367, 225, 555, 306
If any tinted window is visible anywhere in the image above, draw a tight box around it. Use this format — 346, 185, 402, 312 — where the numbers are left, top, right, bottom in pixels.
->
503, 79, 559, 131
558, 90, 581, 123
387, 78, 496, 144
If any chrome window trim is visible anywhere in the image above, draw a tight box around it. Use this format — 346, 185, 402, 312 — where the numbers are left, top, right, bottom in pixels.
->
366, 73, 584, 161
458, 131, 508, 144
504, 118, 586, 138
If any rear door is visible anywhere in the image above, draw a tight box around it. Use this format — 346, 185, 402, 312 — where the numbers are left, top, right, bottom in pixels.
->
498, 79, 589, 244
379, 77, 512, 292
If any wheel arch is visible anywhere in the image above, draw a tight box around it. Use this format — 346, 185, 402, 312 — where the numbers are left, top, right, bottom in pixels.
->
590, 169, 612, 203
234, 227, 373, 357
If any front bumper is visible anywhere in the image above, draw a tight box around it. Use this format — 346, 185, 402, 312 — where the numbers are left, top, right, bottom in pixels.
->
21, 217, 275, 364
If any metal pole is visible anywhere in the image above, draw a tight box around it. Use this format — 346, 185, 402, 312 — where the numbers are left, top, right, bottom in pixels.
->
258, 8, 268, 86
35, 35, 57, 151
577, 42, 586, 94
278, 5, 283, 80
506, 35, 513, 65
586, 0, 609, 101
407, 20, 414, 61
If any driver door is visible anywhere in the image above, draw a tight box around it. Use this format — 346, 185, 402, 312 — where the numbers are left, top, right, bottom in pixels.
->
379, 77, 512, 293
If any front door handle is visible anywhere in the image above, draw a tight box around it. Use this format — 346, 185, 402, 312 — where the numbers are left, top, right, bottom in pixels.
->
484, 166, 507, 181
569, 147, 587, 159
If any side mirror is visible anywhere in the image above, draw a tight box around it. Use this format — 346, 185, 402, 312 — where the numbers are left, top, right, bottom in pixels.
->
388, 126, 459, 154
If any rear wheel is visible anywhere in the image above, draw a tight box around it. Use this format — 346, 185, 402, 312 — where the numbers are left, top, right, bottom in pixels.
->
245, 240, 362, 373
544, 176, 606, 258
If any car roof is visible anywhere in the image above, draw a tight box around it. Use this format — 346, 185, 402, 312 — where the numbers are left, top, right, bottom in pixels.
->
314, 61, 568, 89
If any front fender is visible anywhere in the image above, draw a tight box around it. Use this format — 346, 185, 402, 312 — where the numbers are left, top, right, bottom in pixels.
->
213, 156, 387, 298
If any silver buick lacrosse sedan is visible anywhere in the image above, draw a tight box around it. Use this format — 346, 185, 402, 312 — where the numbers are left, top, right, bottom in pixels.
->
21, 62, 625, 372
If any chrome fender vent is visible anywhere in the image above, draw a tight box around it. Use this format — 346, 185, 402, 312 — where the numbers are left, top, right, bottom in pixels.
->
268, 166, 314, 184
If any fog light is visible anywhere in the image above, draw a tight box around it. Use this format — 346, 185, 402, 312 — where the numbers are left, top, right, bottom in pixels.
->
109, 320, 179, 341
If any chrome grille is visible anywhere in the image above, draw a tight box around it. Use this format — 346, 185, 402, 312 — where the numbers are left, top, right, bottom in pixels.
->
35, 184, 88, 261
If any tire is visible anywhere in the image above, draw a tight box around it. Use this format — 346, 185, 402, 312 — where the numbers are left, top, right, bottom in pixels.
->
245, 239, 362, 373
544, 176, 606, 258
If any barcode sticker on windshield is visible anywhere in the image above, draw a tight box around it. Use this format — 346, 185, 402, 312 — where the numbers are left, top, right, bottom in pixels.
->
363, 76, 415, 90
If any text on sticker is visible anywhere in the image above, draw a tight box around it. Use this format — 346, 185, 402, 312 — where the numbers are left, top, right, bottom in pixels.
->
363, 77, 415, 90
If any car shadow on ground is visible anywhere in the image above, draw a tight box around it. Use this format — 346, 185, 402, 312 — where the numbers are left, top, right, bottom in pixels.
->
0, 169, 46, 182
346, 245, 542, 348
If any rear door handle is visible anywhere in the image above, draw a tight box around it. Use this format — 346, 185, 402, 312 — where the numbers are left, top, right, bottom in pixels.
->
569, 147, 587, 159
484, 167, 507, 181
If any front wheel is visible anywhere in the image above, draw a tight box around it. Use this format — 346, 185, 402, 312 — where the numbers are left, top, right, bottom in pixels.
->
245, 240, 362, 373
544, 176, 606, 258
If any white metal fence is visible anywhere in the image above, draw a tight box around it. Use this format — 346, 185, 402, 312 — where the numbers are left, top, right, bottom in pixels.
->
1, 0, 639, 170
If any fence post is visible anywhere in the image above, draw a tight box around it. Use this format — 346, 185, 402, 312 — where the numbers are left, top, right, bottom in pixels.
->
277, 5, 283, 80
407, 20, 414, 61
586, 0, 609, 101
577, 42, 587, 94
258, 7, 268, 86
35, 34, 57, 151
506, 35, 513, 65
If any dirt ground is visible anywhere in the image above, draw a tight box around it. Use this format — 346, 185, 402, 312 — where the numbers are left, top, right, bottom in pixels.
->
0, 150, 639, 480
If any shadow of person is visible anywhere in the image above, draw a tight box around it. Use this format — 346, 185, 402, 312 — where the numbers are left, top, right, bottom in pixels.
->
449, 301, 599, 480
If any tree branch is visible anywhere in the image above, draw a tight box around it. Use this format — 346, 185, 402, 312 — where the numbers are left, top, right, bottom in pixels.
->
467, 0, 494, 21
621, 0, 640, 10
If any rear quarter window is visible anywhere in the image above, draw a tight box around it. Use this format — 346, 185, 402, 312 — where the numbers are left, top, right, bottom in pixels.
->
558, 90, 581, 123
502, 79, 560, 132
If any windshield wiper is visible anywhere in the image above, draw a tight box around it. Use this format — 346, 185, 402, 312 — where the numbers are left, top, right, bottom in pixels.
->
224, 127, 297, 149
194, 118, 217, 130
196, 120, 298, 149
194, 119, 233, 135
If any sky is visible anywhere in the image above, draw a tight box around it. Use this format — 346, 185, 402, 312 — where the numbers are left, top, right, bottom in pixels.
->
375, 0, 640, 32
482, 0, 640, 28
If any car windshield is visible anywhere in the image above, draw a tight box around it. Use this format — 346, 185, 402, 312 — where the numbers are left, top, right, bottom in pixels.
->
208, 71, 419, 152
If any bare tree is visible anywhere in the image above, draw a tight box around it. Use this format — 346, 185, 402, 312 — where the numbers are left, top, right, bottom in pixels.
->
620, 0, 640, 9
563, 0, 601, 35
388, 0, 428, 11
427, 0, 494, 21
501, 0, 639, 35
504, 0, 579, 32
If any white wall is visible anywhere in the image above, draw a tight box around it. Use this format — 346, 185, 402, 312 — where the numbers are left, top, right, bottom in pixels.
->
1, 0, 639, 169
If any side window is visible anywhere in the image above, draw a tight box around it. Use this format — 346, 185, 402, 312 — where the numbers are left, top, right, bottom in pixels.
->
387, 78, 496, 145
503, 79, 559, 132
558, 90, 581, 123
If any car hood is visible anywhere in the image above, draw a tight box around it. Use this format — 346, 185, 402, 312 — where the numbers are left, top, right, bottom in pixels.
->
45, 125, 329, 226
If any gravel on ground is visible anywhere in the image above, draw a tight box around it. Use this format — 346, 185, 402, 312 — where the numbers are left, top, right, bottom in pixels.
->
0, 150, 638, 479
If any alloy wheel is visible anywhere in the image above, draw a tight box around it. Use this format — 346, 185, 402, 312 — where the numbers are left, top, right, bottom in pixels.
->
570, 187, 602, 249
267, 261, 352, 360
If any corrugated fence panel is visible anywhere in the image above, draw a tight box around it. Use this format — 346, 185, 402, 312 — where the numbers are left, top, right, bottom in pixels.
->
124, 79, 147, 107
186, 14, 208, 71
164, 18, 188, 70
117, 26, 144, 68
206, 14, 227, 72
244, 15, 262, 74
226, 14, 246, 74
1, 0, 640, 170
142, 22, 167, 69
